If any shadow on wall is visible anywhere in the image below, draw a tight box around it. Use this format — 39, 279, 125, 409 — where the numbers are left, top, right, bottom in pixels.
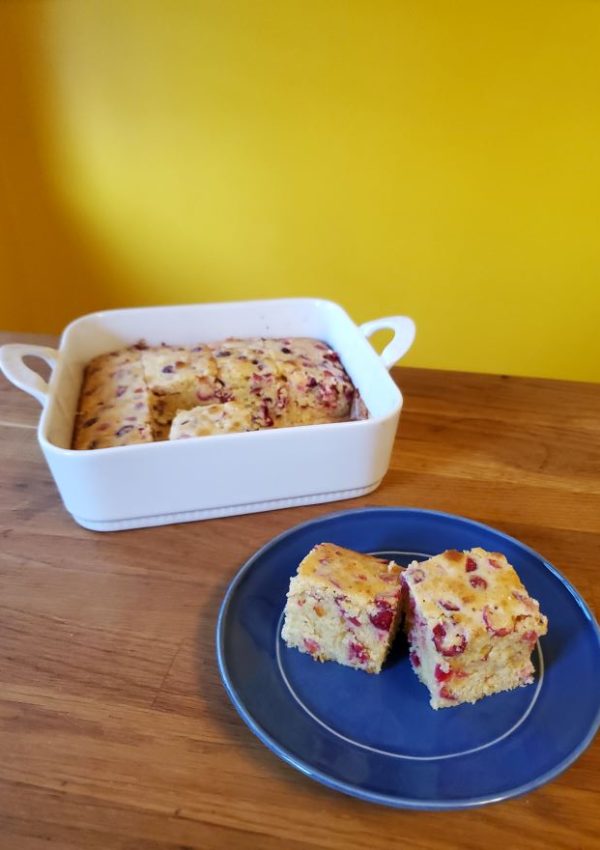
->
1, 8, 122, 332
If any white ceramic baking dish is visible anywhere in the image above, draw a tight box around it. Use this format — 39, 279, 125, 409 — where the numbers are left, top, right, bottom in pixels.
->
0, 298, 415, 531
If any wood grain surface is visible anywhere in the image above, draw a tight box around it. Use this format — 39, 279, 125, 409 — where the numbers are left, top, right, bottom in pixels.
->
0, 332, 598, 850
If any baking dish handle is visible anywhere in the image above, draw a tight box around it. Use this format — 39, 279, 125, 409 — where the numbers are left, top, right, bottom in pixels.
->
359, 316, 416, 370
0, 343, 59, 407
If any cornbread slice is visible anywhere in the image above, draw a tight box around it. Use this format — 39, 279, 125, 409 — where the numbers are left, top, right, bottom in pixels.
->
141, 344, 220, 427
266, 338, 356, 423
403, 548, 548, 709
72, 348, 153, 449
281, 543, 403, 673
211, 338, 289, 427
169, 401, 262, 439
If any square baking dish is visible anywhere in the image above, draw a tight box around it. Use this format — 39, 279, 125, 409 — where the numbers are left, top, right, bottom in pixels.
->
0, 298, 415, 531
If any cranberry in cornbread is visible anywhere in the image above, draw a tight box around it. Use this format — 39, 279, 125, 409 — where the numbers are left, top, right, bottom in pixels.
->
281, 543, 403, 673
403, 548, 548, 709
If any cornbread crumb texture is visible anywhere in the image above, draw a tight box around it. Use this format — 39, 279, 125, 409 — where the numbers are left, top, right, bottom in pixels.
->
281, 543, 403, 674
72, 337, 364, 449
403, 547, 548, 709
170, 402, 261, 439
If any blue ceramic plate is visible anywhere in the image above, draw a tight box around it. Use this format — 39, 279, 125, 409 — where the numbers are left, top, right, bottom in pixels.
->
216, 508, 600, 809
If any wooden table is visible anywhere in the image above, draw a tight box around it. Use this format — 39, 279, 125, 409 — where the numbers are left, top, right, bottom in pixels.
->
1, 332, 598, 850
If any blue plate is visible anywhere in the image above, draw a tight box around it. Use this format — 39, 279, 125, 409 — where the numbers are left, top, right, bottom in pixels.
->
216, 507, 600, 809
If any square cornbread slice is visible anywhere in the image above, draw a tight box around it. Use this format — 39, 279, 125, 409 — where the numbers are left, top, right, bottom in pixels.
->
281, 543, 403, 673
265, 338, 356, 424
403, 548, 548, 709
72, 348, 153, 449
211, 338, 288, 427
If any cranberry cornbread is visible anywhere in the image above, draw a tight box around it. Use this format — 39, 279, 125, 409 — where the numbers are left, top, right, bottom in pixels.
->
265, 337, 354, 424
211, 338, 289, 428
402, 548, 548, 709
281, 543, 403, 673
72, 337, 365, 449
72, 348, 154, 449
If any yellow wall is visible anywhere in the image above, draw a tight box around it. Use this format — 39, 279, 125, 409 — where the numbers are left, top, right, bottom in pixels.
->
1, 1, 599, 381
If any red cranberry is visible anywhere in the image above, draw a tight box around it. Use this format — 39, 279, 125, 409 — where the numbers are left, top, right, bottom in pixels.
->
435, 664, 452, 682
303, 638, 319, 655
522, 630, 538, 643
465, 557, 477, 572
410, 568, 425, 584
161, 365, 175, 374
512, 590, 535, 610
432, 623, 467, 656
483, 605, 513, 636
260, 402, 274, 427
369, 609, 393, 631
469, 576, 488, 590
116, 385, 127, 397
439, 685, 458, 701
281, 347, 292, 354
115, 425, 134, 437
488, 557, 502, 569
409, 651, 421, 667
349, 642, 369, 664
439, 599, 460, 611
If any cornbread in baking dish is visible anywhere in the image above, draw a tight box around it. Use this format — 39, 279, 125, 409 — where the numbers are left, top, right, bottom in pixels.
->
402, 548, 548, 709
72, 348, 154, 450
281, 543, 403, 674
72, 337, 364, 449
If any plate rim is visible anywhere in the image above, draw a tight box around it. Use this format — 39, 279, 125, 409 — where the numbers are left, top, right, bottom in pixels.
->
216, 506, 600, 810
